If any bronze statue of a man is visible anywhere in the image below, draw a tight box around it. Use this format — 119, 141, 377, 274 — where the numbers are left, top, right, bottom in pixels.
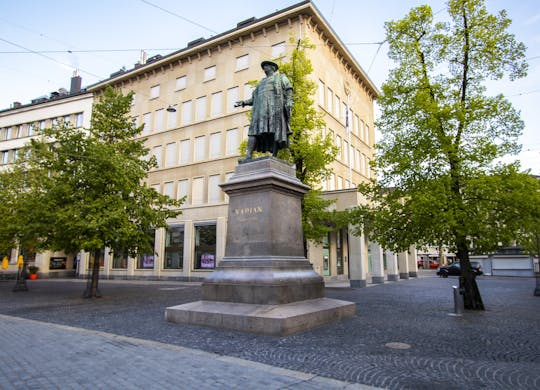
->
235, 60, 293, 159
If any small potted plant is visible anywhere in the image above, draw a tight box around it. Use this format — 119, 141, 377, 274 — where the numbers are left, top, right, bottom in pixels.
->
27, 265, 39, 280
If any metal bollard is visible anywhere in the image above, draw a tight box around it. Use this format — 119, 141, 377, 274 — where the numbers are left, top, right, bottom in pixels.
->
452, 285, 464, 315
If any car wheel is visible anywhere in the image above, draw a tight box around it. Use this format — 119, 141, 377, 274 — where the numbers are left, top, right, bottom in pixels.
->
441, 272, 448, 278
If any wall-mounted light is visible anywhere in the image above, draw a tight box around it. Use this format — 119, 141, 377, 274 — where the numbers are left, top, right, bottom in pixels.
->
166, 105, 176, 112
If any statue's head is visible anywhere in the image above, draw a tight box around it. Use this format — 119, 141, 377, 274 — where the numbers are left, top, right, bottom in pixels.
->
261, 61, 279, 72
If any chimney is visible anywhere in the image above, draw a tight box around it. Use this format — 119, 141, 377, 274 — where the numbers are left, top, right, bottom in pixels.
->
70, 70, 82, 94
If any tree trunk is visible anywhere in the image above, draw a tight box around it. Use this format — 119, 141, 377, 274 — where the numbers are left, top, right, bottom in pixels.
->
456, 237, 484, 310
83, 249, 102, 298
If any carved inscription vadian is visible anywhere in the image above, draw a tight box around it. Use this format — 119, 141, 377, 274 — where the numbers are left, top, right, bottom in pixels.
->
233, 206, 263, 216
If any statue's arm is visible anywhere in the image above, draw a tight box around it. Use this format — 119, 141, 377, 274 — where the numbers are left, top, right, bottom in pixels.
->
235, 97, 253, 107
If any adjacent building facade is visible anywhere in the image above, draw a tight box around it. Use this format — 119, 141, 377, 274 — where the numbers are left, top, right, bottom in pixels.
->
0, 74, 93, 276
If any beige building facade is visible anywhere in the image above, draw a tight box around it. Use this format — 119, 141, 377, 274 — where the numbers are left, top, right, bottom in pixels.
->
82, 0, 393, 283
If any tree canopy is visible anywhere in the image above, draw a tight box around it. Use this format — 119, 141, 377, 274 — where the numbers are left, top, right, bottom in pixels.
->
353, 0, 534, 309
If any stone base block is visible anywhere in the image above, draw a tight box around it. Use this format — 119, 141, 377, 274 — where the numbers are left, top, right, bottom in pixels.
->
372, 276, 385, 284
387, 274, 399, 282
165, 298, 355, 336
399, 273, 410, 280
350, 279, 367, 288
409, 271, 418, 278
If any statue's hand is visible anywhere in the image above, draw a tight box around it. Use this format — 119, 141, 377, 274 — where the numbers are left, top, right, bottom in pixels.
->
234, 101, 243, 108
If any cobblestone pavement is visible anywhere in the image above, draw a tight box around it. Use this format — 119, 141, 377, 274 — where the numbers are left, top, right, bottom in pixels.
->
0, 273, 539, 389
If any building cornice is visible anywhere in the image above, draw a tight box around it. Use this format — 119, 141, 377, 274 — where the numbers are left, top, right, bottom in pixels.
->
87, 1, 378, 99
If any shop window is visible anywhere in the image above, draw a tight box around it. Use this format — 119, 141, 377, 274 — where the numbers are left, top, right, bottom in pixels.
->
164, 225, 184, 269
137, 229, 156, 269
89, 249, 105, 270
194, 224, 216, 269
112, 249, 128, 269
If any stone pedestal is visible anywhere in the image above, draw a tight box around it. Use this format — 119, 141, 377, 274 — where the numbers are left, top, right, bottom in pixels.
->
165, 157, 355, 335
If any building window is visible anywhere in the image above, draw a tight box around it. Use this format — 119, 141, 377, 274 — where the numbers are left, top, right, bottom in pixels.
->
192, 177, 204, 205
211, 91, 222, 117
178, 179, 188, 202
209, 132, 221, 159
227, 87, 239, 113
204, 65, 216, 81
337, 176, 343, 190
334, 95, 340, 118
76, 113, 83, 128
5, 127, 12, 140
63, 115, 71, 124
27, 123, 36, 137
328, 173, 335, 190
318, 80, 325, 107
165, 142, 177, 167
196, 96, 207, 121
167, 105, 177, 129
365, 124, 370, 145
112, 249, 128, 269
226, 128, 238, 156
181, 101, 192, 125
194, 136, 206, 162
271, 41, 286, 58
208, 174, 221, 203
150, 85, 160, 99
179, 139, 191, 164
327, 88, 333, 113
137, 229, 156, 269
40, 120, 46, 130
163, 181, 175, 198
16, 125, 23, 138
175, 75, 187, 90
236, 54, 249, 70
343, 140, 349, 165
244, 83, 254, 100
143, 113, 152, 133
154, 109, 164, 132
194, 224, 216, 269
153, 145, 162, 168
336, 135, 342, 160
164, 225, 184, 269
2, 151, 9, 165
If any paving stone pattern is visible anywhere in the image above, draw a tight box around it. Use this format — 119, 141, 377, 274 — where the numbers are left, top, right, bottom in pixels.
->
0, 274, 539, 389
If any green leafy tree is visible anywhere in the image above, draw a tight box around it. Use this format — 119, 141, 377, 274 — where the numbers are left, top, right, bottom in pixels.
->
353, 0, 530, 309
8, 86, 183, 297
280, 38, 344, 247
239, 38, 344, 250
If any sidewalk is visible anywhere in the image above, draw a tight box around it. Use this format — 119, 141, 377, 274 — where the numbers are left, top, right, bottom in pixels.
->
1, 275, 539, 389
0, 314, 372, 389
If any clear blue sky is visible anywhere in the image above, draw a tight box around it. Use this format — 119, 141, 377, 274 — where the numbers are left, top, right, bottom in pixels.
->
1, 0, 538, 173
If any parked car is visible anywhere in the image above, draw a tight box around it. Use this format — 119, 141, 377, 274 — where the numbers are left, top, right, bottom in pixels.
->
418, 259, 439, 269
437, 261, 483, 277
